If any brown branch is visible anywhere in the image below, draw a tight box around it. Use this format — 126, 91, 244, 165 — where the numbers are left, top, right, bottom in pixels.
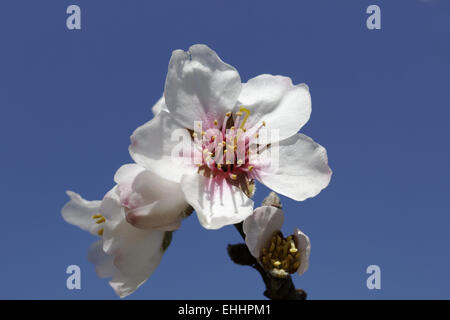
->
227, 222, 307, 300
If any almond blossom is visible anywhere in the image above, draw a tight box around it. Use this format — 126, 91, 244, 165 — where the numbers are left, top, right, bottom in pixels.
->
129, 44, 332, 230
61, 163, 188, 297
243, 204, 310, 278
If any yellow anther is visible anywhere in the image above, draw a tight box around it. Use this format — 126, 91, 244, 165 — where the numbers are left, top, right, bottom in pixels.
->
92, 214, 102, 219
276, 235, 282, 246
255, 133, 259, 138
196, 163, 202, 167
201, 131, 206, 136
289, 240, 298, 253
226, 160, 232, 165
262, 121, 266, 127
238, 107, 251, 129
211, 136, 216, 141
231, 126, 235, 131
236, 111, 243, 116
242, 127, 247, 132
217, 164, 222, 169
224, 149, 228, 154
214, 119, 218, 126
95, 217, 106, 224
248, 166, 254, 171
222, 141, 226, 146
269, 242, 275, 253
237, 159, 243, 165
230, 174, 237, 180
97, 228, 104, 236
273, 260, 281, 267
226, 112, 231, 117
192, 132, 198, 138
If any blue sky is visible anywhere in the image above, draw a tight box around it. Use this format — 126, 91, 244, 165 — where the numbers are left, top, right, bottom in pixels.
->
1, 0, 449, 299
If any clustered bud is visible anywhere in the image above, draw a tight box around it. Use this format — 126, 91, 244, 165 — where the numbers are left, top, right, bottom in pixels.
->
259, 231, 301, 278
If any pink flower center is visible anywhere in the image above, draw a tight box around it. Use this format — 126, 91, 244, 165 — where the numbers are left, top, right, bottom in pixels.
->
191, 108, 267, 185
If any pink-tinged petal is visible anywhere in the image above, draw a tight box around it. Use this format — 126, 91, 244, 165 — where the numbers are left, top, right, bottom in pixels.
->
121, 169, 188, 230
238, 74, 311, 144
113, 164, 147, 207
243, 206, 284, 258
165, 44, 242, 129
181, 174, 253, 230
61, 191, 103, 236
256, 133, 332, 201
129, 111, 197, 183
125, 198, 184, 231
293, 228, 311, 276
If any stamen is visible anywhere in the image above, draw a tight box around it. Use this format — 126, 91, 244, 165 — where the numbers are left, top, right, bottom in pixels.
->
259, 231, 302, 276
97, 228, 104, 236
95, 217, 106, 224
214, 119, 218, 126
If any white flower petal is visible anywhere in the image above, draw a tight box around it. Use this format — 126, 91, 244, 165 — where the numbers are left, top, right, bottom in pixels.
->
114, 164, 146, 186
87, 240, 116, 278
106, 220, 165, 298
238, 74, 311, 144
61, 191, 102, 236
164, 44, 242, 129
293, 228, 311, 276
151, 95, 168, 116
129, 111, 197, 183
243, 206, 284, 258
181, 174, 254, 229
257, 133, 332, 201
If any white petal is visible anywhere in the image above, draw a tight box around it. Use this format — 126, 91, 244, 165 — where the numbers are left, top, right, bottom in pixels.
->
114, 163, 146, 186
238, 74, 311, 144
293, 228, 311, 276
125, 202, 184, 231
87, 240, 116, 278
61, 191, 102, 236
129, 111, 197, 183
105, 220, 165, 298
181, 174, 253, 229
100, 187, 123, 222
151, 95, 168, 116
243, 206, 284, 258
256, 133, 332, 201
164, 44, 241, 129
